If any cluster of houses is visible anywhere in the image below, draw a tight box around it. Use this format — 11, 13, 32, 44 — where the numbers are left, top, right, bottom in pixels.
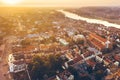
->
1, 8, 119, 80
7, 23, 120, 80
47, 32, 120, 80
88, 33, 113, 51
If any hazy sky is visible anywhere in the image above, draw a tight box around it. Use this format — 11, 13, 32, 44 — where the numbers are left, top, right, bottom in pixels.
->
0, 0, 120, 7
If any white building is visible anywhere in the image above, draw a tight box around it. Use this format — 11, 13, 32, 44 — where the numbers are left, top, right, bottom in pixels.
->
105, 40, 111, 48
73, 34, 85, 42
59, 38, 69, 46
8, 54, 26, 73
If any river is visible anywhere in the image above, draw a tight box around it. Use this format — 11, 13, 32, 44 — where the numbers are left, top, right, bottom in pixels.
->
58, 10, 120, 29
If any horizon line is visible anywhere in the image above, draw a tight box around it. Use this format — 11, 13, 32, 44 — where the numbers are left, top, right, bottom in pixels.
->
0, 5, 120, 8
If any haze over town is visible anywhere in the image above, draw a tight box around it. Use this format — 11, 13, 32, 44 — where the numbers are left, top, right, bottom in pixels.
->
0, 0, 120, 80
0, 0, 120, 7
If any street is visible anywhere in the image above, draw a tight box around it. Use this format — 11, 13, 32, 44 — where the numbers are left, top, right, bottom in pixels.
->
0, 38, 13, 80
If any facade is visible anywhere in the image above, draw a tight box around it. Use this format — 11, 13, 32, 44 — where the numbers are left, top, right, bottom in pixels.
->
8, 54, 26, 73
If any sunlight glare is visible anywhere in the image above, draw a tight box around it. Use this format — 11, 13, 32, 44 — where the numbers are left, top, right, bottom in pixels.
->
2, 0, 22, 5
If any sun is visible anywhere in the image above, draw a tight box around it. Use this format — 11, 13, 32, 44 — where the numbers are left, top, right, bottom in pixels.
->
2, 0, 22, 5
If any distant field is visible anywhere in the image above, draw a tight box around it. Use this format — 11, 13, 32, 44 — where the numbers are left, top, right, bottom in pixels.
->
0, 7, 64, 36
65, 7, 120, 24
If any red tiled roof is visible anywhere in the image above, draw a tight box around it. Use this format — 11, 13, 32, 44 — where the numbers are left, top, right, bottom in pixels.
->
88, 33, 107, 50
73, 55, 83, 63
22, 46, 36, 51
90, 39, 105, 50
86, 59, 96, 67
89, 33, 106, 43
12, 45, 36, 53
104, 57, 112, 63
39, 44, 49, 50
83, 51, 93, 58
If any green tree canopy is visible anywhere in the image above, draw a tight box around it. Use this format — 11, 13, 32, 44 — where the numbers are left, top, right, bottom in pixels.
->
28, 53, 66, 80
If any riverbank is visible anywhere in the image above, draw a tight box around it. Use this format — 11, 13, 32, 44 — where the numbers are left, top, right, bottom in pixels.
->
65, 7, 120, 25
58, 10, 120, 29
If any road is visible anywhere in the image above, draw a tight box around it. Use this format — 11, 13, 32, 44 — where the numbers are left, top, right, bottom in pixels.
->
0, 38, 13, 80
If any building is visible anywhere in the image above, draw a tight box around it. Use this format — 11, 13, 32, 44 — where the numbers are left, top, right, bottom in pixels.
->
88, 33, 112, 51
73, 34, 85, 42
59, 38, 69, 46
8, 54, 26, 73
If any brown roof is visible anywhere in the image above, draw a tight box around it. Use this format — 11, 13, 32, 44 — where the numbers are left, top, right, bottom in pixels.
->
86, 59, 96, 67
104, 57, 112, 63
89, 33, 106, 43
83, 51, 94, 58
13, 60, 25, 65
12, 45, 36, 53
88, 33, 107, 50
73, 55, 83, 63
22, 46, 36, 51
39, 44, 49, 50
91, 39, 105, 50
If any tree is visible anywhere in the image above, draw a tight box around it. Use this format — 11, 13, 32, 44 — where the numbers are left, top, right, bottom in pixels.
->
68, 66, 79, 80
87, 65, 93, 74
31, 55, 45, 80
93, 63, 107, 80
29, 53, 66, 80
94, 70, 104, 80
75, 39, 84, 45
80, 74, 91, 80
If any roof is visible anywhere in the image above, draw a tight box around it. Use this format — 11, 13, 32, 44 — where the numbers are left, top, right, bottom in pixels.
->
86, 59, 96, 67
13, 60, 25, 65
88, 33, 107, 50
91, 39, 105, 50
89, 33, 106, 43
12, 45, 36, 53
83, 51, 94, 58
22, 45, 36, 52
65, 53, 74, 60
39, 44, 50, 50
